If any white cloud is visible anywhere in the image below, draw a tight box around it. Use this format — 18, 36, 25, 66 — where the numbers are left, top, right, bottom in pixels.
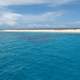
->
0, 0, 77, 28
21, 11, 63, 23
0, 12, 22, 26
16, 11, 64, 28
0, 8, 79, 28
0, 10, 64, 27
0, 0, 75, 6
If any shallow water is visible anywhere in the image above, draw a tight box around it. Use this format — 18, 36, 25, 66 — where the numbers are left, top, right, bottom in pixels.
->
0, 32, 80, 80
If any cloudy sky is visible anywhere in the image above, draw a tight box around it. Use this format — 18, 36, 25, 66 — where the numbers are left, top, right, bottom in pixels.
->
0, 0, 80, 29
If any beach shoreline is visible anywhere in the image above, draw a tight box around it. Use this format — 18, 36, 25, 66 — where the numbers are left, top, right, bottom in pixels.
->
0, 29, 80, 33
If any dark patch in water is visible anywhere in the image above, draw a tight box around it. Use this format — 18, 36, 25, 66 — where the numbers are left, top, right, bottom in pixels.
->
18, 34, 53, 43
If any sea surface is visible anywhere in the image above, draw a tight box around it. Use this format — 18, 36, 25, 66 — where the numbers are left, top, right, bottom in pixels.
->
0, 32, 80, 80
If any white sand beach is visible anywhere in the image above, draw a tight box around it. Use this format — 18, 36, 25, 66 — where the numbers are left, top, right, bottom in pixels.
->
1, 29, 80, 33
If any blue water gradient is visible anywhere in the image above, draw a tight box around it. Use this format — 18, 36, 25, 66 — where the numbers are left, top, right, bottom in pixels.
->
0, 32, 80, 80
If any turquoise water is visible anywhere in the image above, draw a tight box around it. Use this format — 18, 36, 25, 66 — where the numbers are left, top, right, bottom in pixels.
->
0, 32, 80, 80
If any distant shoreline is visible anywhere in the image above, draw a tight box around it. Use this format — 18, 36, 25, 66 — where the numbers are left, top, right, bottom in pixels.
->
0, 29, 80, 33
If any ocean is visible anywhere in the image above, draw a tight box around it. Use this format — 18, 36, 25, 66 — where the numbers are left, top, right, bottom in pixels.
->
0, 32, 80, 80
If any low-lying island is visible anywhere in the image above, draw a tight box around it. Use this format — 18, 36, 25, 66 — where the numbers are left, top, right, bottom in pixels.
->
1, 28, 80, 33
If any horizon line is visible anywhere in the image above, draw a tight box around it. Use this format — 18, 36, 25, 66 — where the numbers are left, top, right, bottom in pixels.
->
0, 29, 80, 33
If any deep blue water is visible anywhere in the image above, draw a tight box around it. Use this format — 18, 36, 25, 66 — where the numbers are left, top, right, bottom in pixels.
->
0, 32, 80, 80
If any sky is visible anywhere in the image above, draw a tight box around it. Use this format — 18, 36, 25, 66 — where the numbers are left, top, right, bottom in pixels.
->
0, 0, 80, 29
